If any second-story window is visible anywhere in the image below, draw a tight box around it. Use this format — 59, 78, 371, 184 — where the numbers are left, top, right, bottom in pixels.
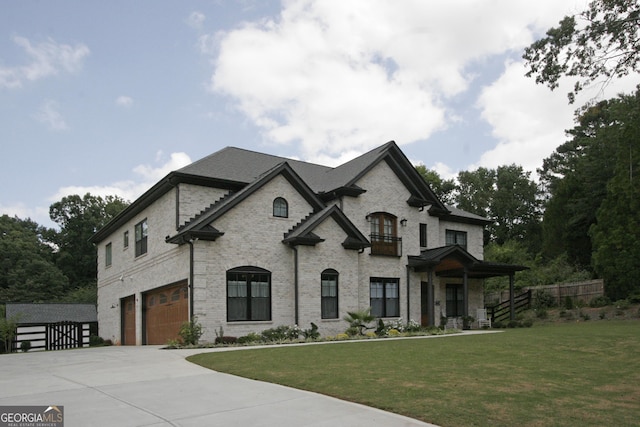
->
135, 219, 148, 257
419, 223, 427, 248
105, 242, 112, 267
123, 230, 129, 249
369, 212, 401, 256
445, 229, 467, 250
273, 197, 288, 218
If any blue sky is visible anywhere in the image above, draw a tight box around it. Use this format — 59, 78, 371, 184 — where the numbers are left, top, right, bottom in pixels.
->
2, 1, 638, 228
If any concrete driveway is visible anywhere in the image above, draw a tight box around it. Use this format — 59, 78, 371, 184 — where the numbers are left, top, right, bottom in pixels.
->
0, 344, 437, 427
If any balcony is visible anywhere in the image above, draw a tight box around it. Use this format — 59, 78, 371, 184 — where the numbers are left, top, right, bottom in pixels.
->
370, 234, 402, 257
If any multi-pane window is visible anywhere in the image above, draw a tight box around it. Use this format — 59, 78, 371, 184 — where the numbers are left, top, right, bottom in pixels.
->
370, 277, 400, 318
273, 197, 288, 218
446, 284, 464, 317
227, 267, 271, 321
105, 242, 112, 267
135, 219, 148, 257
419, 223, 427, 248
445, 229, 467, 250
123, 230, 129, 249
321, 269, 338, 319
369, 212, 400, 256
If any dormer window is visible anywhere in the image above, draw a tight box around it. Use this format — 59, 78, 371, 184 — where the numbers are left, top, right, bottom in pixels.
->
273, 197, 288, 218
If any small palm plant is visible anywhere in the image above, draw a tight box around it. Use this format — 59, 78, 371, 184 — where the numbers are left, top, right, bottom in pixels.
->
343, 308, 375, 336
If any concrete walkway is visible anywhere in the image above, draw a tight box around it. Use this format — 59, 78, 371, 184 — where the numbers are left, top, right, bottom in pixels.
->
0, 342, 440, 427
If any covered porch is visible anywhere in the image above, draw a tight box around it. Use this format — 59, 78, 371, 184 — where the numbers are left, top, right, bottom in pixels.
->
408, 245, 528, 327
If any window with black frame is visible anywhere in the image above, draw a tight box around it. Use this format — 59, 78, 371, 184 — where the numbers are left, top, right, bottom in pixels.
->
370, 277, 400, 317
134, 219, 148, 257
227, 267, 271, 321
445, 284, 464, 317
321, 269, 338, 319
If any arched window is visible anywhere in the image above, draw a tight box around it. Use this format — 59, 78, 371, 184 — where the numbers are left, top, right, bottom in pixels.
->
321, 269, 339, 319
369, 212, 400, 256
273, 197, 288, 218
227, 266, 271, 321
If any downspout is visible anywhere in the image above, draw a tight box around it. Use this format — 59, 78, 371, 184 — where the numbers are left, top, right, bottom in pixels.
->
428, 269, 434, 326
292, 245, 299, 326
188, 239, 195, 320
406, 265, 410, 320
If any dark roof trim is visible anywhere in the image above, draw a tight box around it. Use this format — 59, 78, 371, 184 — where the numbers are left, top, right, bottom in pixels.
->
408, 245, 528, 278
166, 225, 224, 245
283, 205, 370, 250
90, 171, 244, 244
167, 162, 325, 244
318, 185, 366, 201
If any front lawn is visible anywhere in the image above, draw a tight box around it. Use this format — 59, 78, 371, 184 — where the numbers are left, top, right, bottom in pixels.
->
188, 320, 640, 427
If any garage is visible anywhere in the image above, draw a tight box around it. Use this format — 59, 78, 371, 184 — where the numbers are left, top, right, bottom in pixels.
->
143, 282, 189, 345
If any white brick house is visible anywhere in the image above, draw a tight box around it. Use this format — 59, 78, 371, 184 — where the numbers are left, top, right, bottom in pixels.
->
91, 141, 524, 345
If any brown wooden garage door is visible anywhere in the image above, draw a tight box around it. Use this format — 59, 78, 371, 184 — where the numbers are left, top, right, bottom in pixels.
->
121, 295, 136, 345
144, 282, 188, 345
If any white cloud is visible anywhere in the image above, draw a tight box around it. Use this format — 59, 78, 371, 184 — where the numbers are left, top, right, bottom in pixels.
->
0, 36, 89, 89
35, 99, 68, 131
116, 95, 134, 108
207, 0, 580, 163
187, 11, 206, 30
474, 59, 640, 176
50, 152, 193, 206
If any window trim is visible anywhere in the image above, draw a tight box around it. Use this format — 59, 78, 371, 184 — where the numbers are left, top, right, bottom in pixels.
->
321, 269, 339, 319
134, 219, 148, 257
369, 212, 401, 256
105, 242, 112, 267
445, 229, 467, 250
273, 197, 288, 218
370, 277, 400, 318
419, 223, 427, 248
226, 266, 272, 322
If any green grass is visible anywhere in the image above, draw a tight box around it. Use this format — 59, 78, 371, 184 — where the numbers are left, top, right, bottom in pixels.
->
188, 320, 640, 427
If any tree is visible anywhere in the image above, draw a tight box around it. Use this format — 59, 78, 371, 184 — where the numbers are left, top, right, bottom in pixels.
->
415, 165, 456, 205
49, 194, 129, 291
523, 0, 640, 103
589, 91, 640, 299
538, 101, 617, 269
455, 166, 542, 251
0, 215, 68, 302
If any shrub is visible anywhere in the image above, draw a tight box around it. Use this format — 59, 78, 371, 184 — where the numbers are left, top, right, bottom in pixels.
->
533, 289, 556, 309
522, 319, 533, 328
237, 333, 262, 344
589, 295, 611, 308
302, 322, 320, 340
599, 309, 607, 320
388, 328, 400, 337
536, 309, 548, 319
343, 308, 375, 336
89, 334, 105, 346
375, 319, 386, 337
336, 333, 349, 340
20, 340, 31, 352
179, 317, 204, 345
564, 296, 574, 310
493, 320, 504, 328
261, 325, 301, 342
214, 336, 237, 345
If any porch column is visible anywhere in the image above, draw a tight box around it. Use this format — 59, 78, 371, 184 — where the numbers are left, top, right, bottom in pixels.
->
509, 273, 515, 320
427, 269, 434, 326
463, 267, 469, 317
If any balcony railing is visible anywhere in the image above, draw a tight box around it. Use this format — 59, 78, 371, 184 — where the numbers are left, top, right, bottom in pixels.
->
370, 234, 402, 256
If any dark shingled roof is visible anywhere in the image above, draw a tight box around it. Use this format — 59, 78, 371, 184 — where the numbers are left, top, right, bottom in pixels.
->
5, 303, 97, 324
